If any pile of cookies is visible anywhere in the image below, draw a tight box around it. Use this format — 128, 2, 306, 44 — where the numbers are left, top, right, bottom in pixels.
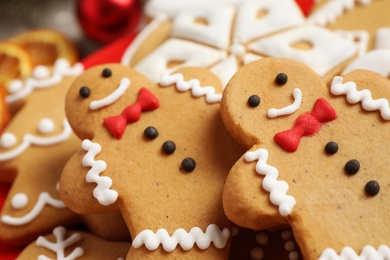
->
0, 0, 389, 259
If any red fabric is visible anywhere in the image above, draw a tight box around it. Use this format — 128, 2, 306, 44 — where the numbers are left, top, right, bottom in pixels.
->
103, 88, 160, 139
80, 32, 138, 70
274, 98, 337, 152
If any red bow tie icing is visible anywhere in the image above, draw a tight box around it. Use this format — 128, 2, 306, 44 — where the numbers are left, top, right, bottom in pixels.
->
103, 87, 159, 139
274, 98, 337, 152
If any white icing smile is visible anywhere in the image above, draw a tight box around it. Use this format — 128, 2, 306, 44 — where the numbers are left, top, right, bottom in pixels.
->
267, 88, 302, 118
89, 78, 130, 110
0, 119, 72, 161
1, 192, 66, 226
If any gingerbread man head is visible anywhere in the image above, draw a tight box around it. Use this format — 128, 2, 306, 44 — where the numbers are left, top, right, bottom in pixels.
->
60, 64, 243, 258
221, 57, 390, 259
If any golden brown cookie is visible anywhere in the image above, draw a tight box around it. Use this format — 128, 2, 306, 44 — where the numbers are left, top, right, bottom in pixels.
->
221, 57, 390, 259
60, 64, 244, 259
17, 226, 130, 260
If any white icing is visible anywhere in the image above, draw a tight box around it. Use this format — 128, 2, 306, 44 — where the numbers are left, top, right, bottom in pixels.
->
123, 0, 304, 85
1, 192, 66, 226
289, 251, 299, 260
331, 76, 390, 120
159, 71, 222, 103
0, 132, 17, 148
38, 118, 55, 134
233, 0, 305, 43
375, 28, 390, 49
33, 66, 51, 79
132, 224, 230, 252
285, 241, 295, 251
36, 226, 84, 260
281, 230, 292, 240
342, 49, 390, 77
335, 30, 369, 57
11, 193, 28, 209
6, 59, 84, 104
81, 139, 118, 206
307, 0, 355, 26
0, 119, 72, 162
267, 88, 302, 118
319, 245, 390, 260
248, 25, 358, 77
171, 3, 235, 49
245, 148, 296, 216
134, 38, 227, 83
89, 77, 130, 110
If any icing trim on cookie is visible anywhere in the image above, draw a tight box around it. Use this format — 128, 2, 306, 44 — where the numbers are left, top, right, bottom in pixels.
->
341, 49, 390, 77
245, 148, 296, 216
307, 0, 355, 26
6, 59, 84, 104
0, 119, 72, 161
132, 224, 230, 252
319, 245, 390, 260
36, 226, 84, 260
331, 76, 390, 120
89, 77, 130, 110
1, 192, 66, 226
81, 139, 118, 206
267, 88, 302, 118
159, 71, 222, 103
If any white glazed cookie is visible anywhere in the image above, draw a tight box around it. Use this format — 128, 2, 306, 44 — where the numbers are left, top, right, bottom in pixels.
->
121, 0, 359, 86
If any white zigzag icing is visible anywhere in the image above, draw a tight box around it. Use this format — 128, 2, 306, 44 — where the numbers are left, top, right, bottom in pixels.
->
81, 139, 118, 206
159, 71, 222, 103
132, 224, 230, 252
307, 0, 355, 26
245, 148, 296, 216
36, 226, 84, 260
331, 76, 390, 120
319, 245, 390, 260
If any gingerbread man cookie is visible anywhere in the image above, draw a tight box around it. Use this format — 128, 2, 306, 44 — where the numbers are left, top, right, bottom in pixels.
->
0, 59, 130, 245
221, 57, 390, 259
59, 64, 244, 259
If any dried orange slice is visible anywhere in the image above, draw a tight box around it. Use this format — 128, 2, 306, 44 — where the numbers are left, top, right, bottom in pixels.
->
0, 42, 33, 89
8, 29, 79, 67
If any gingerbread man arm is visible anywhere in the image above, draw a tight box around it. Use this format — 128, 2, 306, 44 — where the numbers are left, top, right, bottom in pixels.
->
59, 143, 119, 215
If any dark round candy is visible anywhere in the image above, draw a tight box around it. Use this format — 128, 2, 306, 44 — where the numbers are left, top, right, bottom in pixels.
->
102, 68, 112, 78
181, 157, 196, 172
365, 180, 380, 196
79, 86, 90, 98
162, 141, 176, 154
325, 142, 339, 154
275, 73, 288, 85
248, 95, 260, 107
144, 126, 159, 139
345, 159, 360, 175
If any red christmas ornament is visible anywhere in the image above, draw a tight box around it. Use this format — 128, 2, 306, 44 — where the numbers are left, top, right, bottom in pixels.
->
77, 0, 141, 43
295, 0, 315, 16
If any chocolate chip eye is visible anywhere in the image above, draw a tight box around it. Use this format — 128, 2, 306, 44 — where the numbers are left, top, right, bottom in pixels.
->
181, 157, 196, 172
79, 86, 90, 98
248, 95, 260, 107
345, 159, 360, 175
102, 68, 112, 78
365, 180, 380, 196
276, 73, 288, 85
144, 126, 159, 139
162, 141, 176, 154
325, 141, 338, 154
